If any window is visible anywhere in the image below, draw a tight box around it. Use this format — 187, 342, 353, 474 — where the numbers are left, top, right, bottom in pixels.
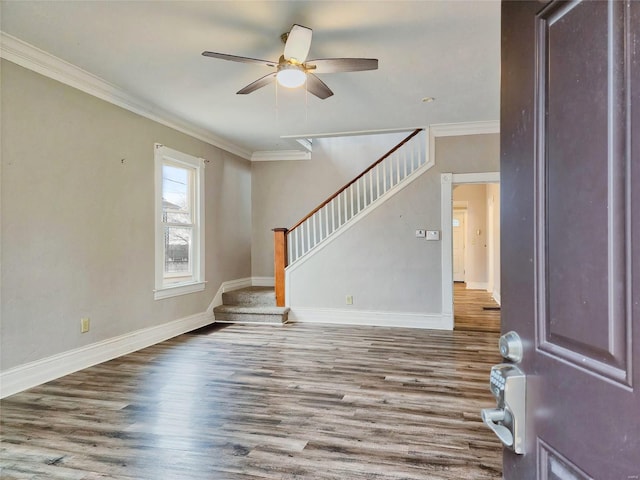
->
154, 144, 205, 299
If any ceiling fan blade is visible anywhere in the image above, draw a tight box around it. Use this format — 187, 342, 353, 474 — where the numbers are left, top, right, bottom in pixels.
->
202, 51, 277, 68
306, 74, 333, 100
283, 24, 312, 63
237, 72, 277, 95
306, 58, 378, 74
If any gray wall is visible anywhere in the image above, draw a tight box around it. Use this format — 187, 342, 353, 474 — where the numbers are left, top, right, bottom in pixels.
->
287, 133, 499, 313
1, 60, 252, 371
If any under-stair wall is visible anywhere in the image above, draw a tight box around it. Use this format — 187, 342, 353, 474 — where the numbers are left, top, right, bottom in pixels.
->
251, 129, 500, 328
287, 171, 444, 326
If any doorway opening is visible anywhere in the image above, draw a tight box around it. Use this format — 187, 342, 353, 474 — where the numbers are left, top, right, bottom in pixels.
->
440, 173, 500, 332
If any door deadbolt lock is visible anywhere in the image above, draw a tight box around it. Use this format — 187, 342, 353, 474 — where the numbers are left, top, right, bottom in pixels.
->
499, 331, 523, 363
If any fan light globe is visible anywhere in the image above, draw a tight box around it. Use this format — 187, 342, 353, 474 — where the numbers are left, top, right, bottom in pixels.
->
277, 66, 306, 88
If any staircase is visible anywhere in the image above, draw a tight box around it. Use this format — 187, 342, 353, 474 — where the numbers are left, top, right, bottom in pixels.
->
214, 287, 289, 324
273, 128, 428, 306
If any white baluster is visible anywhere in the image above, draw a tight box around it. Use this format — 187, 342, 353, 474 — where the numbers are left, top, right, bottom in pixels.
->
331, 200, 336, 232
312, 214, 317, 247
350, 185, 354, 220
403, 150, 408, 179
324, 205, 329, 238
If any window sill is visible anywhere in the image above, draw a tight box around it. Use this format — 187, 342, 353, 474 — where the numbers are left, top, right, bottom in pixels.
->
154, 281, 206, 300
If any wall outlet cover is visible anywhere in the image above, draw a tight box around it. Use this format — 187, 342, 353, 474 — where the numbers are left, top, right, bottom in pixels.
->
81, 317, 90, 333
426, 230, 440, 241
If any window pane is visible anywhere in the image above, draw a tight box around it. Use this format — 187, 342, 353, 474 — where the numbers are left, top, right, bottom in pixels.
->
164, 226, 192, 277
162, 165, 191, 224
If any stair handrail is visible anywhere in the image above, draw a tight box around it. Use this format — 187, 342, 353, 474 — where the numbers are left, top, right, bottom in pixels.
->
287, 128, 424, 233
273, 127, 425, 307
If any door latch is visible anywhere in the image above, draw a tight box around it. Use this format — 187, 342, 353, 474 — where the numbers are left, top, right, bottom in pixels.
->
481, 363, 526, 454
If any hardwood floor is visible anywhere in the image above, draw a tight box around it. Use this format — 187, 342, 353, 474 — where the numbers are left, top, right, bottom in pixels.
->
1, 323, 503, 479
453, 283, 501, 333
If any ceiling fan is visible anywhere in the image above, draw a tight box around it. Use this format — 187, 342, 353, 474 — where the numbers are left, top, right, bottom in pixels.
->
202, 24, 378, 100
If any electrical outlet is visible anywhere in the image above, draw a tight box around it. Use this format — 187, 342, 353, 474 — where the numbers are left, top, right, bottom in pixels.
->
346, 295, 353, 305
426, 230, 441, 241
81, 317, 90, 333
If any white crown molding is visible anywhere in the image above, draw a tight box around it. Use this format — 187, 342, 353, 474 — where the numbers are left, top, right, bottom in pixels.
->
251, 150, 311, 161
0, 310, 214, 398
281, 121, 498, 142
280, 126, 419, 140
0, 32, 253, 160
296, 138, 313, 152
429, 120, 500, 137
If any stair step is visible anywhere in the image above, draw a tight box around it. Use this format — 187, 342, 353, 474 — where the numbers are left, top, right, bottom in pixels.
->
213, 304, 289, 324
222, 287, 276, 307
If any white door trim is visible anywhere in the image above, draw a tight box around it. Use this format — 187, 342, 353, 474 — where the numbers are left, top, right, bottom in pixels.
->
452, 208, 468, 282
441, 172, 500, 323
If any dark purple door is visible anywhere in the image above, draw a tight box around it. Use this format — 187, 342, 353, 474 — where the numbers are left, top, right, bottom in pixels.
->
501, 1, 639, 478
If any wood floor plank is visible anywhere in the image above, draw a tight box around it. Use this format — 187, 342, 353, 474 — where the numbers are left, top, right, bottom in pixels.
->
454, 283, 501, 333
1, 323, 503, 479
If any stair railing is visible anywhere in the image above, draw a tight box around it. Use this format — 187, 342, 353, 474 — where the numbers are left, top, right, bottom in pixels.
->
273, 128, 425, 306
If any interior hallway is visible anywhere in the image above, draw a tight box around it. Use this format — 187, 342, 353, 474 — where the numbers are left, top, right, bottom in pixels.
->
453, 282, 501, 333
0, 323, 503, 479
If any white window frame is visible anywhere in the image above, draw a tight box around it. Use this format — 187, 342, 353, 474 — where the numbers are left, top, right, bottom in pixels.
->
154, 144, 206, 300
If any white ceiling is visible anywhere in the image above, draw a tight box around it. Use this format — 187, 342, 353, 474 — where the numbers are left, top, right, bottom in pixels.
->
0, 0, 501, 158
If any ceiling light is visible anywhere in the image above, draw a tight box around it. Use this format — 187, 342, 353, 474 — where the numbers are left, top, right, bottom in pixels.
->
277, 64, 306, 88
422, 97, 435, 103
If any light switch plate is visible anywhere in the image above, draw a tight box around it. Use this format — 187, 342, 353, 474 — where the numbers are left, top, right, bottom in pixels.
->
415, 229, 426, 238
426, 230, 440, 241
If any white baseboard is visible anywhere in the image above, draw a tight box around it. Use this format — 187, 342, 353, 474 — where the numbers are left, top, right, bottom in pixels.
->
466, 282, 489, 291
207, 277, 275, 313
207, 277, 253, 313
492, 290, 501, 305
0, 310, 214, 399
252, 276, 275, 287
288, 307, 453, 330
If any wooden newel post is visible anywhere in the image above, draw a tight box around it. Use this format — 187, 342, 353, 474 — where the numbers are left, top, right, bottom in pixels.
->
273, 228, 288, 307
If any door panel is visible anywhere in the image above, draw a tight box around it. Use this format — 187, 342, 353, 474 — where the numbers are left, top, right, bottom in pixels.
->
540, 0, 630, 382
501, 1, 639, 478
